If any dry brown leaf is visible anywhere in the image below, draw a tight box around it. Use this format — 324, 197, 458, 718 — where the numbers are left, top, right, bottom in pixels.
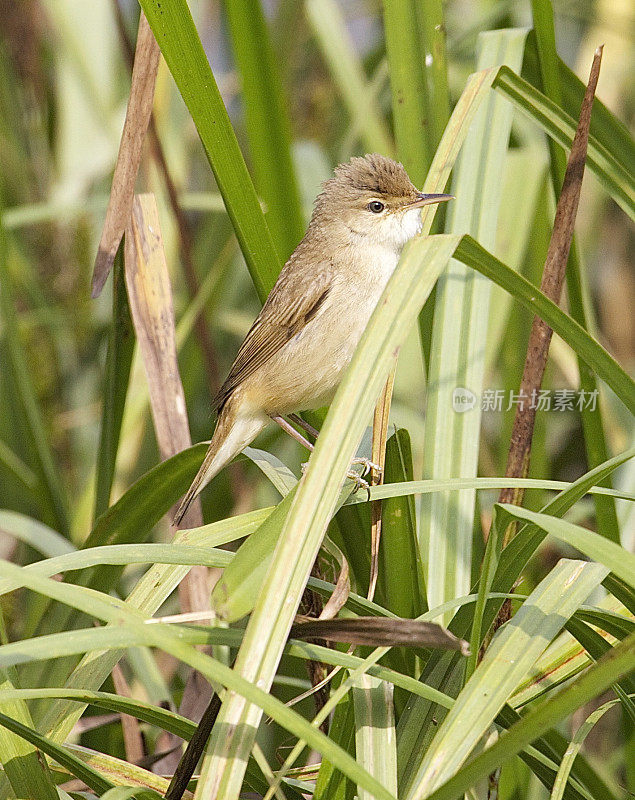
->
499, 45, 604, 522
91, 13, 160, 298
125, 192, 208, 616
111, 662, 145, 764
290, 616, 469, 654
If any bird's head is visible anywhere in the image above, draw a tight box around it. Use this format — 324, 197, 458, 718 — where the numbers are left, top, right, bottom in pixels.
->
312, 153, 452, 252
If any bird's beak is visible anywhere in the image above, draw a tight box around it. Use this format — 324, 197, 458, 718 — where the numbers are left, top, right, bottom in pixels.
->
406, 192, 454, 209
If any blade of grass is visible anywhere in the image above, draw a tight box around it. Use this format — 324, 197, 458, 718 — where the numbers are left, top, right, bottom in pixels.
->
0, 196, 69, 533
421, 633, 635, 800
353, 676, 397, 800
94, 244, 135, 519
139, 0, 280, 300
420, 29, 527, 614
522, 36, 634, 171
497, 505, 635, 589
0, 710, 113, 794
493, 65, 634, 221
305, 0, 394, 156
551, 698, 623, 800
195, 234, 459, 799
382, 0, 432, 181
454, 236, 635, 413
416, 0, 451, 155
406, 559, 609, 799
224, 0, 304, 261
0, 511, 75, 558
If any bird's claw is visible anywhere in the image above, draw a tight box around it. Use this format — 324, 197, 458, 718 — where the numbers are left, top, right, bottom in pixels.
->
347, 469, 371, 500
301, 461, 372, 500
350, 457, 383, 477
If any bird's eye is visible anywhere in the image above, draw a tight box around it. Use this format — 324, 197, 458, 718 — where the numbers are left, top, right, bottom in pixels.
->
367, 200, 385, 213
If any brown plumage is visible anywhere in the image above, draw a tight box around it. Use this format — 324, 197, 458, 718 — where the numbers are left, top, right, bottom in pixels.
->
174, 154, 451, 526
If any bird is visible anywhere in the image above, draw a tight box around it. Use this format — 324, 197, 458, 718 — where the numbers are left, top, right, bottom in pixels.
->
174, 153, 451, 525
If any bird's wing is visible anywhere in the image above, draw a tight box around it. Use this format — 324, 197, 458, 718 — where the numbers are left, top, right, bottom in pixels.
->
213, 266, 332, 411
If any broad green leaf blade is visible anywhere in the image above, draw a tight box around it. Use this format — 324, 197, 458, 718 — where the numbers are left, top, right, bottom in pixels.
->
0, 561, 396, 800
454, 236, 635, 413
497, 504, 635, 589
382, 0, 432, 181
493, 65, 635, 221
315, 692, 356, 800
0, 710, 113, 794
224, 0, 304, 261
378, 429, 426, 619
195, 234, 459, 799
211, 488, 296, 622
405, 559, 609, 799
353, 675, 397, 800
138, 0, 280, 299
421, 29, 527, 614
415, 0, 451, 156
421, 633, 635, 800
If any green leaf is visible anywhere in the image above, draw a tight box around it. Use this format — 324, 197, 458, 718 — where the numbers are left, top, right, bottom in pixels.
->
378, 429, 426, 620
0, 710, 113, 794
550, 698, 624, 800
93, 244, 135, 519
421, 633, 635, 800
497, 504, 635, 589
0, 511, 75, 558
382, 0, 432, 181
224, 0, 305, 261
404, 559, 608, 798
138, 0, 280, 299
0, 198, 69, 532
454, 236, 635, 413
353, 675, 397, 800
493, 65, 635, 221
420, 29, 527, 614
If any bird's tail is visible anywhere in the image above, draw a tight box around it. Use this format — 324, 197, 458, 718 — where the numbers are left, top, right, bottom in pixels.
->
174, 400, 267, 527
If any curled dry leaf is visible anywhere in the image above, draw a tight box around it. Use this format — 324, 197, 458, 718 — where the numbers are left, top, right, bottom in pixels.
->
290, 616, 470, 655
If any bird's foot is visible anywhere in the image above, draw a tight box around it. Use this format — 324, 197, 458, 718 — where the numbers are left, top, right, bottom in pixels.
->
300, 461, 372, 499
350, 457, 383, 477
